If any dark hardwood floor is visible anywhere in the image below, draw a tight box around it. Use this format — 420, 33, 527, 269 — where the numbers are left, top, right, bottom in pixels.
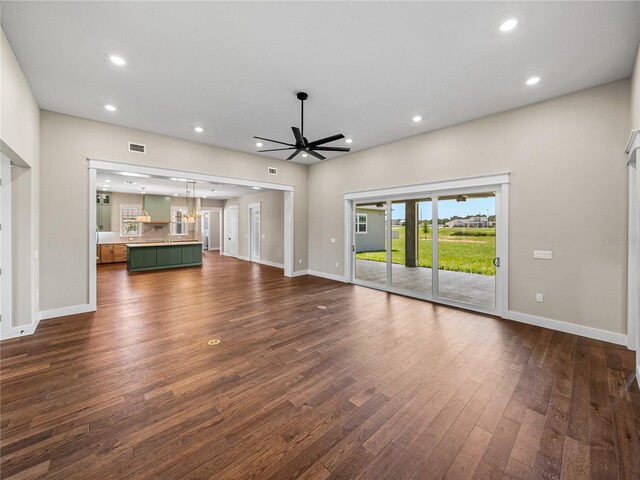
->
1, 252, 639, 479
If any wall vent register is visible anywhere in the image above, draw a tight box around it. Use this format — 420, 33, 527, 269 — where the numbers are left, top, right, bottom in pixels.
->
128, 142, 146, 154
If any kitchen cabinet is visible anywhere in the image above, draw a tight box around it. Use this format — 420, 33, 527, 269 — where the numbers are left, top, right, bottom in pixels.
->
127, 243, 202, 272
97, 243, 127, 264
96, 193, 112, 231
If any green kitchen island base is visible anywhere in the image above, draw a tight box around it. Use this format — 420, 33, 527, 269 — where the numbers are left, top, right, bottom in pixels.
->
127, 242, 203, 272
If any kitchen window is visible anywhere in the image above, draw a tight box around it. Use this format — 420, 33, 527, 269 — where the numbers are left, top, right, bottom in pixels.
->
171, 208, 188, 236
120, 204, 142, 236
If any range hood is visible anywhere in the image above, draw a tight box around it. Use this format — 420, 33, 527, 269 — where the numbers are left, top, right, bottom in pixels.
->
138, 194, 171, 224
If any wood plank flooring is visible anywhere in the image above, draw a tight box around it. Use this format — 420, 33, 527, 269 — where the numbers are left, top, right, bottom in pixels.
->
1, 253, 639, 479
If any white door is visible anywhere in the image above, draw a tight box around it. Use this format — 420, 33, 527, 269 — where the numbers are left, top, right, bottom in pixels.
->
202, 212, 210, 250
249, 203, 261, 262
225, 205, 239, 256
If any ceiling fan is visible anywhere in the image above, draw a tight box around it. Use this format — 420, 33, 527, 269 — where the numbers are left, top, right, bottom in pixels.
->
254, 92, 350, 161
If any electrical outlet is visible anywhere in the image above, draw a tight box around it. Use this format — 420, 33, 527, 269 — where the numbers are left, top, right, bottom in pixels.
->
331, 238, 336, 243
534, 250, 552, 260
299, 259, 302, 264
34, 249, 38, 259
536, 293, 544, 303
335, 262, 339, 267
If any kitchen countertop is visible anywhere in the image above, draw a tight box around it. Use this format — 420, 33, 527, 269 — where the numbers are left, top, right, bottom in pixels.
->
126, 241, 203, 247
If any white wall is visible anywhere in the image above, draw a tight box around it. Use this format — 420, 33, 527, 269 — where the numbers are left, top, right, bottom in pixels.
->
39, 111, 308, 312
308, 80, 630, 336
224, 190, 284, 266
0, 28, 39, 335
631, 44, 640, 130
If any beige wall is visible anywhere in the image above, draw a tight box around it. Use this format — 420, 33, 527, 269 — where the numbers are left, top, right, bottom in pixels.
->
632, 44, 640, 131
224, 190, 284, 265
308, 80, 630, 335
1, 28, 39, 330
39, 111, 308, 311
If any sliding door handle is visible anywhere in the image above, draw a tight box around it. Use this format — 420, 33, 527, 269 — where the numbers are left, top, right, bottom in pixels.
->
493, 257, 500, 267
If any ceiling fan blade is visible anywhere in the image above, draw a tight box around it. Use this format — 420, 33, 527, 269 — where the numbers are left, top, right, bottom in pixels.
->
312, 146, 351, 152
305, 149, 326, 161
258, 147, 295, 152
286, 149, 302, 160
308, 133, 345, 147
292, 127, 304, 145
254, 136, 295, 147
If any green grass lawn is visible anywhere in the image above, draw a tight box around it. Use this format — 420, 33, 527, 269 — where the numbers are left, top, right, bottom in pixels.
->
356, 226, 496, 275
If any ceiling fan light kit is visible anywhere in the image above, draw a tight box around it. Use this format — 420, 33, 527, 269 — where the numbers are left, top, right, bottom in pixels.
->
254, 92, 351, 161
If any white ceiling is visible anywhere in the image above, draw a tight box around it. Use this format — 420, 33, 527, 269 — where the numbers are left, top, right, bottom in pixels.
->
2, 1, 639, 165
96, 170, 265, 199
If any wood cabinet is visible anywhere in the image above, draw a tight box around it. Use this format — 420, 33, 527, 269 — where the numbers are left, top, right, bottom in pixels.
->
97, 243, 127, 264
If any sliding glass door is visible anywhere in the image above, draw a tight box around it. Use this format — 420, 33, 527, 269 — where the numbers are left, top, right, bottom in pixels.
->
390, 198, 433, 296
350, 183, 504, 315
435, 192, 496, 309
353, 201, 388, 288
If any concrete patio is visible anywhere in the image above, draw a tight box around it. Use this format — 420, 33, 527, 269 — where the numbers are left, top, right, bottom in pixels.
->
355, 259, 495, 308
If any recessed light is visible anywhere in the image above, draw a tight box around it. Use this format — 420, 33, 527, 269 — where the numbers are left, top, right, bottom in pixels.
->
119, 172, 150, 178
412, 115, 422, 122
203, 195, 207, 199
109, 55, 126, 66
102, 187, 108, 191
345, 138, 353, 144
302, 153, 308, 158
499, 19, 518, 32
194, 126, 204, 133
252, 186, 261, 190
526, 76, 540, 86
174, 193, 179, 196
104, 179, 112, 183
256, 142, 263, 147
104, 104, 117, 112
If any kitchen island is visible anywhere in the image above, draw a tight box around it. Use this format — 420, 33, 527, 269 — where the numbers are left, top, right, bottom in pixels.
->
126, 241, 203, 272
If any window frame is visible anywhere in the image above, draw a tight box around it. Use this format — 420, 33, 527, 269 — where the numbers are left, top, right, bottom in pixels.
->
355, 213, 368, 234
120, 204, 142, 237
170, 207, 189, 236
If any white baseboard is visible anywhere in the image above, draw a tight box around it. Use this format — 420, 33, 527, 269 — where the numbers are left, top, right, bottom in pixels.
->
40, 304, 94, 320
291, 269, 309, 277
308, 270, 347, 283
504, 310, 627, 346
2, 315, 41, 340
235, 255, 284, 269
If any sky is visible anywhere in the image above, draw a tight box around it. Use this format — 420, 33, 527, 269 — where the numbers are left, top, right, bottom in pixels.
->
389, 197, 496, 220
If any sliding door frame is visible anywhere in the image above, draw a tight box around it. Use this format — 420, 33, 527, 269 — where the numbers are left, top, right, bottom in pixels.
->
345, 173, 510, 316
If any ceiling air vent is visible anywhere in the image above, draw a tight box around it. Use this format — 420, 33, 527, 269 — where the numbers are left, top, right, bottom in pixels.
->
268, 167, 278, 175
128, 142, 146, 154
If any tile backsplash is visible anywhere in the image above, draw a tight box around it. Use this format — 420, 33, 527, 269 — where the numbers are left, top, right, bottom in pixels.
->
98, 223, 200, 244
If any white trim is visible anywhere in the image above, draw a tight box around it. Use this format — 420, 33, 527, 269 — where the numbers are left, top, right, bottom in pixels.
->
89, 168, 97, 311
291, 269, 309, 277
88, 158, 294, 192
2, 318, 41, 340
40, 304, 94, 320
343, 200, 353, 282
308, 270, 347, 282
344, 172, 510, 201
504, 310, 627, 346
284, 191, 294, 277
0, 153, 13, 340
235, 255, 284, 270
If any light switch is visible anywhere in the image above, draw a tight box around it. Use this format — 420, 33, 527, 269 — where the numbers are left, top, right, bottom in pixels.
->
533, 250, 552, 260
536, 293, 544, 303
330, 238, 336, 243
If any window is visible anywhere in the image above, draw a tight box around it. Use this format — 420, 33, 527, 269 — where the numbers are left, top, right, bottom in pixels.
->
120, 204, 142, 236
171, 208, 188, 236
355, 213, 367, 234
